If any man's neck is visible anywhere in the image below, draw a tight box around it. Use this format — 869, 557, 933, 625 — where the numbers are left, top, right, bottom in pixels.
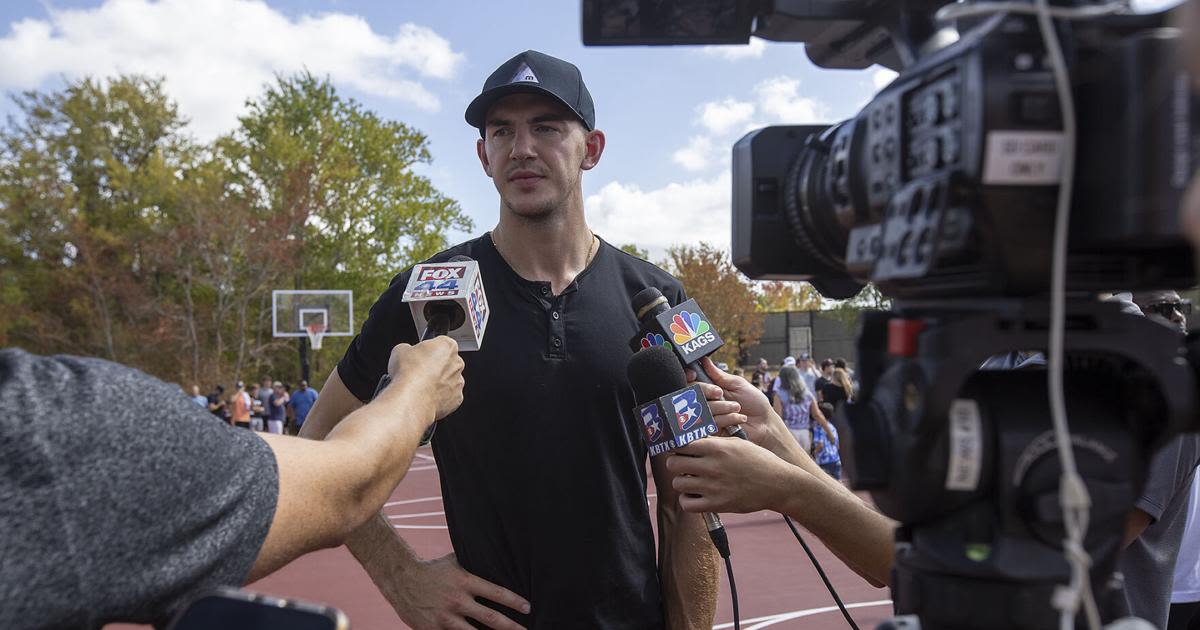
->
492, 206, 596, 295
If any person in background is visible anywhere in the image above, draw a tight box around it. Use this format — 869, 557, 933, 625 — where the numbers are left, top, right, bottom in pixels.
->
257, 377, 273, 427
813, 401, 842, 480
1169, 473, 1200, 630
750, 358, 771, 397
267, 381, 288, 435
287, 380, 318, 436
772, 365, 826, 454
229, 381, 252, 429
248, 384, 265, 432
1117, 289, 1200, 629
770, 355, 797, 400
815, 359, 834, 396
820, 367, 855, 408
1133, 290, 1191, 334
206, 385, 227, 421
796, 352, 820, 394
189, 385, 207, 408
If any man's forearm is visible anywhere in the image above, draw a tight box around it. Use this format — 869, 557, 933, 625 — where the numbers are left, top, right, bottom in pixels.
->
345, 510, 426, 596
776, 465, 895, 587
659, 508, 718, 628
656, 487, 719, 629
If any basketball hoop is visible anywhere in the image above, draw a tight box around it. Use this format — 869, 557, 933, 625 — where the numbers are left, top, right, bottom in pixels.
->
305, 322, 327, 350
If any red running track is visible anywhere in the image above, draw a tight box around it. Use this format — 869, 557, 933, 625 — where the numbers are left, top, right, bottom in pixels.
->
109, 446, 892, 629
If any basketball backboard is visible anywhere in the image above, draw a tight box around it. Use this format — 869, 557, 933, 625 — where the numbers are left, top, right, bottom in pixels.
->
272, 290, 354, 343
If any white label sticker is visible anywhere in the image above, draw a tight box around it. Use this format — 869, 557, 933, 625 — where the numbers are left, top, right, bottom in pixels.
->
982, 130, 1064, 185
946, 398, 983, 491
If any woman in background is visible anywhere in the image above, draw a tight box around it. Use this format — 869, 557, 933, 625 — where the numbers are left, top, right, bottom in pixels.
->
772, 365, 828, 454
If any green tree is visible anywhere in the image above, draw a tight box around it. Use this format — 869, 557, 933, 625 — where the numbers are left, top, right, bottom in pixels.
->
663, 243, 763, 367
618, 243, 649, 260
824, 283, 893, 332
0, 76, 190, 374
221, 71, 473, 379
756, 280, 822, 312
1, 73, 470, 387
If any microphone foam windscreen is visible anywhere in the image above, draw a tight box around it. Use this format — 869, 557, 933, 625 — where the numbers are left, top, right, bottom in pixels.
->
627, 345, 687, 405
631, 287, 665, 314
448, 254, 473, 263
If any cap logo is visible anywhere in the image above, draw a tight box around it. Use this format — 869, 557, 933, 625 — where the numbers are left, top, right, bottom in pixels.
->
509, 62, 539, 84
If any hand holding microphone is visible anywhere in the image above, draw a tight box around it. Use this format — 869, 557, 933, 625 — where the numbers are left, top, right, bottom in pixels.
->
370, 255, 491, 444
627, 345, 741, 558
384, 338, 464, 422
629, 288, 748, 441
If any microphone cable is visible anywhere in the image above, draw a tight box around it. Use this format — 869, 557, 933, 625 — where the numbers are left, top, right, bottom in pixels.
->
783, 515, 860, 630
708, 526, 740, 630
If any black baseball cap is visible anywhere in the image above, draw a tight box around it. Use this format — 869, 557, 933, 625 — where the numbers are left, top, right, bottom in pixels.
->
465, 50, 595, 136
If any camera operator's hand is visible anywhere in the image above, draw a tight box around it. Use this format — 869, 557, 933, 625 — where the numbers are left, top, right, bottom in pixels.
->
688, 358, 809, 467
375, 551, 530, 630
384, 338, 464, 421
667, 437, 800, 514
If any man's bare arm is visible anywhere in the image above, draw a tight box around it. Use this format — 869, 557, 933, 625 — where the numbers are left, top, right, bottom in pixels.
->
247, 340, 462, 582
651, 454, 719, 629
298, 366, 530, 629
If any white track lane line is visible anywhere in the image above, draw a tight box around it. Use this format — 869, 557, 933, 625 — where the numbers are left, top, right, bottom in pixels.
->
710, 600, 893, 630
384, 496, 443, 508
414, 452, 436, 462
388, 511, 445, 520
392, 524, 449, 530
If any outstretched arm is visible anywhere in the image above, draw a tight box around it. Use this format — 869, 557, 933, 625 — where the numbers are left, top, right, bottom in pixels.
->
247, 339, 464, 582
674, 359, 895, 587
297, 360, 530, 629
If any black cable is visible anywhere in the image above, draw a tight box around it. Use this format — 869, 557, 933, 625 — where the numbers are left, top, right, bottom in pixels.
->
724, 554, 740, 630
708, 526, 739, 630
783, 515, 860, 630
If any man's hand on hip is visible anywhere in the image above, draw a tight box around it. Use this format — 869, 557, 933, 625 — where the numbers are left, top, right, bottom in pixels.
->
379, 552, 530, 630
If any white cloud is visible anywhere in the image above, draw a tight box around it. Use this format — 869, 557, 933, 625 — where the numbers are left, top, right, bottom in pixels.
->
754, 76, 827, 124
872, 67, 898, 89
587, 172, 732, 259
700, 38, 766, 61
0, 0, 465, 139
672, 135, 714, 172
697, 97, 755, 136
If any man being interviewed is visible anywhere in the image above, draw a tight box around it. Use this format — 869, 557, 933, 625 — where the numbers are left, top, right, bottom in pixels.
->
300, 50, 718, 629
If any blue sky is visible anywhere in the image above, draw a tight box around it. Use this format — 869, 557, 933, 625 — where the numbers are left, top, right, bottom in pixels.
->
0, 0, 1174, 260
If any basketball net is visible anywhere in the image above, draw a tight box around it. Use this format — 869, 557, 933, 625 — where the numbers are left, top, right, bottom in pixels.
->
305, 322, 327, 350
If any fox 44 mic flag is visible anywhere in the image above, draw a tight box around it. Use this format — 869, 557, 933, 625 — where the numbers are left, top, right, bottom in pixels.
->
403, 260, 489, 351
637, 384, 720, 457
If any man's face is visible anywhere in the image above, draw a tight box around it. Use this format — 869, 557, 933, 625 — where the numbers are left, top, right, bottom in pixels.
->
1135, 291, 1189, 333
191, 386, 200, 396
757, 359, 768, 371
299, 381, 308, 391
476, 93, 603, 219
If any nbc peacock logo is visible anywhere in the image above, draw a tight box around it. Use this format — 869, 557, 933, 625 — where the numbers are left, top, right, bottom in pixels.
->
670, 311, 711, 344
640, 332, 670, 350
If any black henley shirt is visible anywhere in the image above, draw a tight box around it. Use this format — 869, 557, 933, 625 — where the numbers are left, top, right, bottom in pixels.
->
337, 233, 685, 628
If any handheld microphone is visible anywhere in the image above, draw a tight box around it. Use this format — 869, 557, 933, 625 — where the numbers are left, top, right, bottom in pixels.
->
627, 345, 730, 558
629, 288, 748, 441
373, 255, 490, 445
403, 255, 489, 349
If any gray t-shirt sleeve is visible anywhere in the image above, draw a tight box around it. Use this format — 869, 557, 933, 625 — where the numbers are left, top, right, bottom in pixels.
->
0, 349, 279, 628
1136, 434, 1200, 521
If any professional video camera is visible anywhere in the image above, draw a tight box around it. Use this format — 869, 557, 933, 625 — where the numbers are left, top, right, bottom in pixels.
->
584, 1, 1200, 628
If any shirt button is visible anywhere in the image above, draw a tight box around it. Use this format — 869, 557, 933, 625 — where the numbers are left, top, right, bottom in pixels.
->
540, 286, 549, 296
552, 337, 562, 348
551, 311, 560, 320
